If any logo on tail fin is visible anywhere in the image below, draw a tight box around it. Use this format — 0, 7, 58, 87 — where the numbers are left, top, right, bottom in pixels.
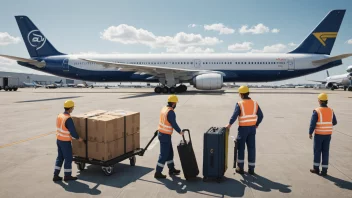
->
313, 32, 337, 46
27, 30, 46, 50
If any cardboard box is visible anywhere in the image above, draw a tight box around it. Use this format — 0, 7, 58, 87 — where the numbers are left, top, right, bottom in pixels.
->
71, 110, 107, 139
126, 132, 140, 153
72, 139, 86, 158
87, 138, 124, 161
105, 110, 140, 136
87, 114, 124, 143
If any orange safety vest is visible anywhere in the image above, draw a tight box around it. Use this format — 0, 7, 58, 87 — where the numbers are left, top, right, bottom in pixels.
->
238, 99, 258, 127
56, 113, 72, 141
158, 106, 174, 135
315, 107, 333, 135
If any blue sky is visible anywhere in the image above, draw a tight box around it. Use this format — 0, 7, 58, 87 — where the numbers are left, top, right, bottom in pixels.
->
0, 0, 351, 84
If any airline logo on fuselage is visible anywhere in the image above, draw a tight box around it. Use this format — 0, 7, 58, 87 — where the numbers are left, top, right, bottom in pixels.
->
27, 30, 46, 50
313, 32, 337, 46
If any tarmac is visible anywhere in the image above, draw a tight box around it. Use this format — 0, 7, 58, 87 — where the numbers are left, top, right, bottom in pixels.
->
0, 87, 351, 198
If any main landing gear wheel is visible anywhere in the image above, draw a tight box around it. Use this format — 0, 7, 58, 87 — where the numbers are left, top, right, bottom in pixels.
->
169, 87, 176, 94
154, 87, 162, 93
162, 87, 169, 94
102, 165, 114, 176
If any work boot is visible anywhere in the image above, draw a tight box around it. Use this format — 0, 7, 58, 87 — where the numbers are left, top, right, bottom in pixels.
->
248, 169, 255, 175
53, 175, 62, 182
310, 169, 320, 175
235, 167, 244, 174
321, 171, 328, 176
64, 176, 78, 181
154, 172, 167, 179
169, 168, 181, 176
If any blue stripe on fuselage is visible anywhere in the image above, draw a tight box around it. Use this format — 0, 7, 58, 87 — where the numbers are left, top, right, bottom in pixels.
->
17, 58, 342, 83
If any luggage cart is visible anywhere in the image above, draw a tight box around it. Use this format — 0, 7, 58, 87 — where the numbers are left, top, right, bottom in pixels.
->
73, 130, 158, 176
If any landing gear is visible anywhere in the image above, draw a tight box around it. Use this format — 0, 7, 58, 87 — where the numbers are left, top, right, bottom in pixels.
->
344, 86, 347, 91
154, 86, 162, 93
169, 87, 176, 94
162, 87, 169, 93
154, 84, 187, 94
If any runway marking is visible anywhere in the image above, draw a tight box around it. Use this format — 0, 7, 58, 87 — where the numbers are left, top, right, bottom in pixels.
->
147, 139, 159, 150
0, 131, 55, 149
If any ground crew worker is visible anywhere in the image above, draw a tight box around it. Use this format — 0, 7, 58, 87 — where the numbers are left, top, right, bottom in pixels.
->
226, 85, 263, 175
154, 95, 185, 179
53, 100, 84, 182
309, 93, 337, 176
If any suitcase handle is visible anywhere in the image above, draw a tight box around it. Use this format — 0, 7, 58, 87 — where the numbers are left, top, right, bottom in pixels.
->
182, 129, 191, 143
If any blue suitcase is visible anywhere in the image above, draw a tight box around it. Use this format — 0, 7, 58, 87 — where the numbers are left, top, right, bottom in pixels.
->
202, 127, 229, 183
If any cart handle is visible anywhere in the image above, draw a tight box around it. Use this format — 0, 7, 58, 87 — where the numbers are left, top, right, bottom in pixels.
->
182, 129, 191, 144
138, 130, 158, 156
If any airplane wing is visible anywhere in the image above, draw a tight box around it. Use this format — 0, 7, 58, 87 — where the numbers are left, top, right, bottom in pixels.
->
79, 58, 226, 80
0, 54, 46, 68
312, 53, 352, 66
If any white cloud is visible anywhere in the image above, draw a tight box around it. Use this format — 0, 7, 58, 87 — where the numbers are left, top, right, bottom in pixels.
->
251, 44, 287, 53
228, 42, 253, 51
100, 24, 222, 49
271, 28, 280, 33
288, 42, 297, 47
347, 39, 352, 44
188, 24, 199, 28
166, 46, 214, 53
239, 24, 279, 34
204, 23, 235, 35
0, 32, 21, 46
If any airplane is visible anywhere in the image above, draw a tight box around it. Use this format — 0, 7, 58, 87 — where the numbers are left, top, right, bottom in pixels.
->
22, 81, 42, 88
1, 10, 352, 94
311, 65, 352, 91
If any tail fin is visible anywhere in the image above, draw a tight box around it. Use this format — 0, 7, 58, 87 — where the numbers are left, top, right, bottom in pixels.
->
15, 16, 65, 58
289, 10, 345, 55
326, 70, 330, 77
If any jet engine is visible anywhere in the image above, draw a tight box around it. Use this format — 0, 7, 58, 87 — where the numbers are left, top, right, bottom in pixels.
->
192, 73, 223, 90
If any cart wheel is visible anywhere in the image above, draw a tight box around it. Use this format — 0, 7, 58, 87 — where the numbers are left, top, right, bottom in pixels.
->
129, 156, 136, 166
216, 177, 221, 183
77, 162, 85, 171
203, 177, 207, 182
102, 165, 114, 176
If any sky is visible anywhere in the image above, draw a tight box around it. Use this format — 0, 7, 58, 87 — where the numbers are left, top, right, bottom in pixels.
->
0, 0, 351, 85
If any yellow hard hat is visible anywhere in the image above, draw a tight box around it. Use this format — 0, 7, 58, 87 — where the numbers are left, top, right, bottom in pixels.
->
318, 93, 328, 101
168, 95, 178, 103
64, 100, 74, 108
238, 85, 249, 94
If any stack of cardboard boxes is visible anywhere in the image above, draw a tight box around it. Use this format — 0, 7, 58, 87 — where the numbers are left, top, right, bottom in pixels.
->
72, 110, 140, 161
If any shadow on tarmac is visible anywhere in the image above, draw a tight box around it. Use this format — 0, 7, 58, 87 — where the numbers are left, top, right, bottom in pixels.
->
323, 175, 352, 190
139, 176, 246, 197
56, 181, 101, 195
15, 96, 82, 103
240, 173, 292, 193
75, 163, 154, 188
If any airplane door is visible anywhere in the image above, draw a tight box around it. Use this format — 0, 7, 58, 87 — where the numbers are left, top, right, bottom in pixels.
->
287, 58, 295, 71
62, 59, 69, 71
194, 59, 202, 69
